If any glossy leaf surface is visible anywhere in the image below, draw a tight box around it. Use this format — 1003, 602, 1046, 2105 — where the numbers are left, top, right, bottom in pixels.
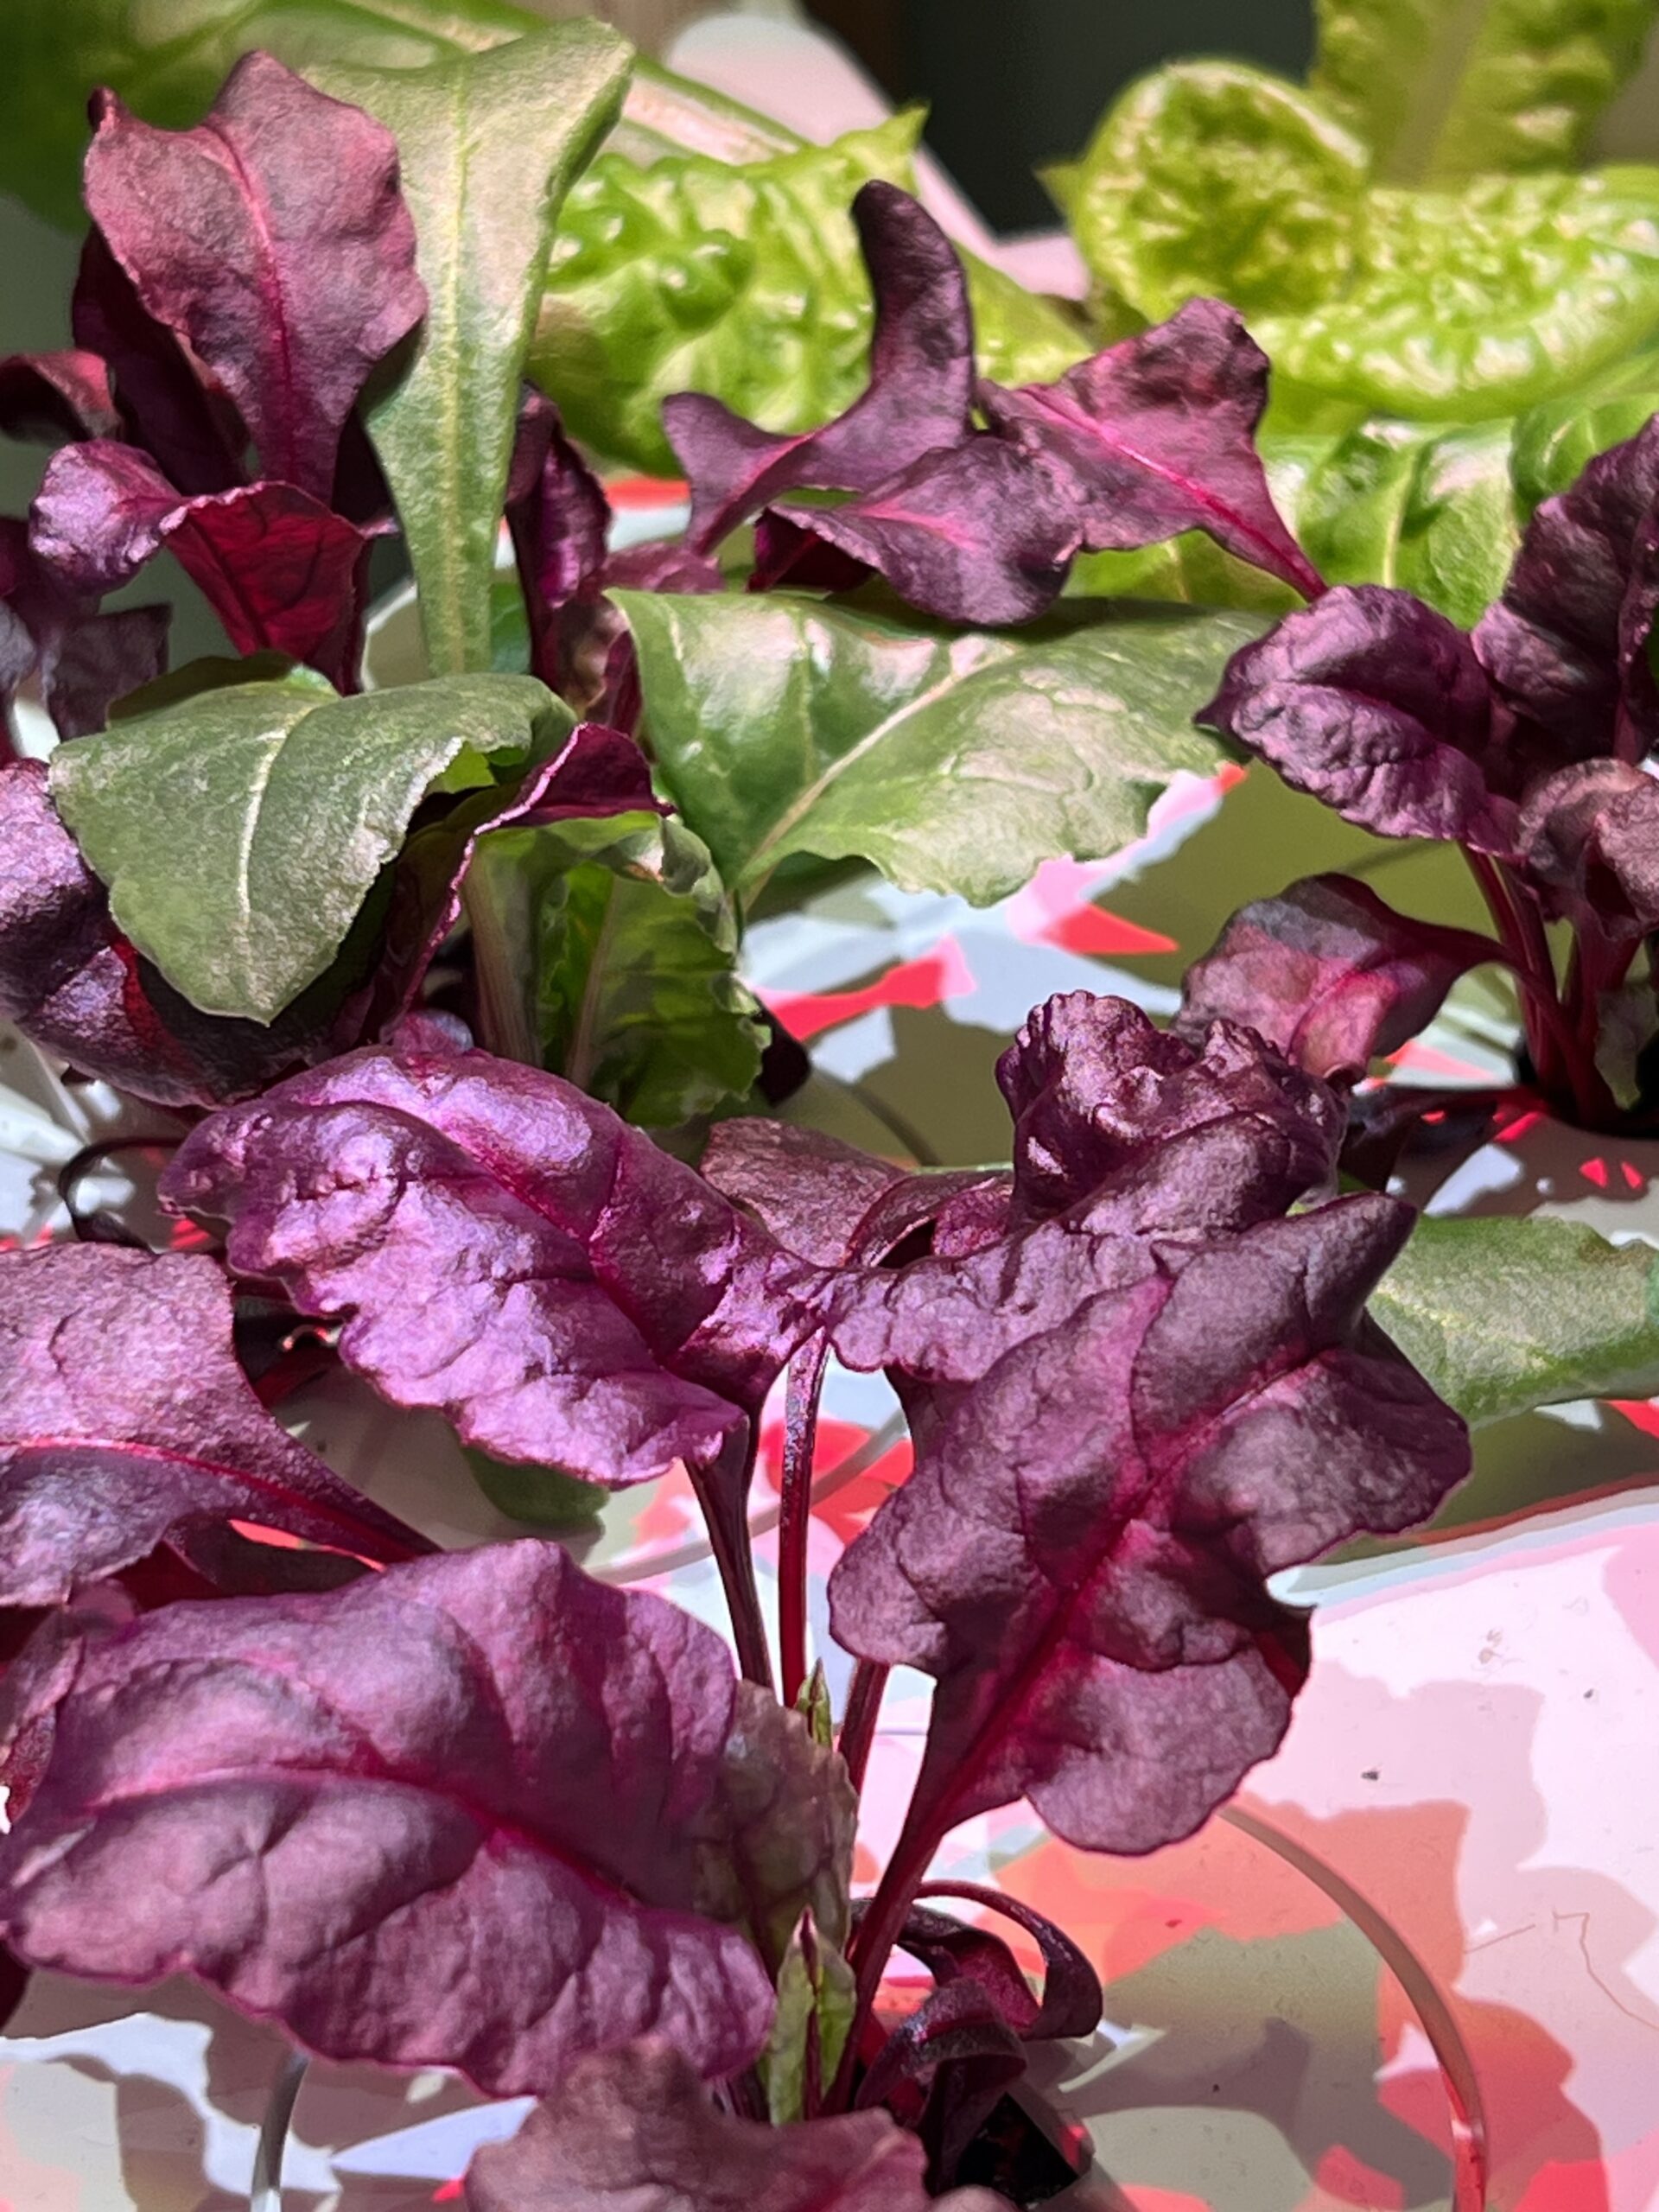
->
619, 591, 1247, 904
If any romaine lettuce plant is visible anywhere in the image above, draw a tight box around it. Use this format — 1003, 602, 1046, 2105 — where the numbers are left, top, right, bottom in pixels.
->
0, 994, 1475, 2198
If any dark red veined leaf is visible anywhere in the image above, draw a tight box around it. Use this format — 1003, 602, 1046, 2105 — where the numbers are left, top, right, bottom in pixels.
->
889, 1902, 1041, 2034
465, 2040, 1013, 2212
854, 1980, 1027, 2187
980, 298, 1321, 602
830, 1202, 1468, 1865
1474, 415, 1659, 766
995, 990, 1342, 1225
0, 1544, 773, 2093
667, 183, 976, 557
1, 519, 168, 742
71, 231, 245, 499
701, 1118, 1003, 1270
0, 1243, 431, 1608
505, 391, 611, 697
161, 1037, 840, 1484
1518, 758, 1659, 939
32, 444, 372, 689
1177, 874, 1501, 1082
82, 53, 425, 499
828, 1001, 1345, 1388
749, 515, 874, 597
1202, 584, 1519, 851
757, 437, 1081, 628
910, 1883, 1103, 2041
0, 351, 118, 442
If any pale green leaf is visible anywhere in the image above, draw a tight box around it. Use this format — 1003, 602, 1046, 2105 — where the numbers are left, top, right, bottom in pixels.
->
1071, 62, 1370, 321
1311, 0, 1658, 182
312, 26, 631, 677
466, 807, 764, 1126
49, 670, 569, 1023
1371, 1215, 1659, 1427
761, 1918, 857, 2126
1253, 170, 1659, 421
618, 591, 1252, 907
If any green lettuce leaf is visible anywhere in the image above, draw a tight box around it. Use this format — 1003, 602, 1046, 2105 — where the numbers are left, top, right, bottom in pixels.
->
1311, 0, 1658, 182
464, 807, 765, 1126
49, 667, 569, 1023
310, 25, 631, 680
1254, 169, 1659, 420
1070, 62, 1371, 322
531, 114, 1084, 477
618, 589, 1250, 908
1372, 1215, 1659, 1427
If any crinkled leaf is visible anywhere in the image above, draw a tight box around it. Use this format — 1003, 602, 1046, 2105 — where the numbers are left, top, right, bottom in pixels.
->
1251, 172, 1659, 423
996, 990, 1342, 1227
0, 350, 119, 442
618, 590, 1246, 903
1518, 758, 1659, 935
761, 438, 1081, 628
1474, 414, 1659, 761
1177, 874, 1499, 1081
1295, 417, 1520, 628
161, 1037, 836, 1484
83, 53, 425, 498
981, 299, 1324, 603
0, 521, 170, 743
311, 27, 630, 677
1070, 62, 1370, 321
0, 1244, 429, 1608
465, 807, 766, 1126
48, 669, 572, 1023
1201, 584, 1519, 849
667, 181, 975, 555
763, 1916, 857, 2126
532, 115, 1081, 478
702, 1120, 920, 1267
1310, 0, 1657, 182
1370, 1215, 1659, 1426
1511, 349, 1659, 516
691, 1685, 855, 1969
32, 443, 372, 689
0, 1544, 774, 2093
465, 2041, 1011, 2212
830, 1202, 1469, 1858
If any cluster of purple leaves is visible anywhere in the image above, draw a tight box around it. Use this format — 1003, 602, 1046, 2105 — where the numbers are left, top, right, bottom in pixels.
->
1192, 419, 1659, 1135
1, 53, 426, 734
0, 993, 1468, 2199
653, 181, 1323, 629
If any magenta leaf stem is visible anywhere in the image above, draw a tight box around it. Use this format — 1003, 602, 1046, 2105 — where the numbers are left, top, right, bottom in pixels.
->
779, 1336, 830, 1708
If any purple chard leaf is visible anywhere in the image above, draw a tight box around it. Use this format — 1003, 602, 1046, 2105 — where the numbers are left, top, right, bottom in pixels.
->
0, 350, 119, 443
1201, 583, 1522, 850
0, 1544, 774, 2093
1177, 874, 1502, 1083
666, 181, 977, 556
160, 1035, 840, 1487
465, 2040, 1013, 2212
32, 444, 372, 690
82, 53, 425, 500
1474, 414, 1659, 766
830, 1198, 1467, 1923
1518, 759, 1659, 940
980, 296, 1323, 603
0, 520, 168, 746
0, 1243, 431, 1608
